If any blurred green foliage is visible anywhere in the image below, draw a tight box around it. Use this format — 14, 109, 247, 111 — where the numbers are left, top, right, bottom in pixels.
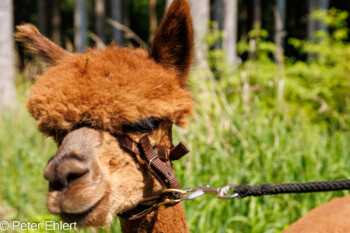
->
211, 8, 350, 130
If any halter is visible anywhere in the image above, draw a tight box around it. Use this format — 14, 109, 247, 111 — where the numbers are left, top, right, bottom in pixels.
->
117, 134, 350, 221
116, 134, 190, 220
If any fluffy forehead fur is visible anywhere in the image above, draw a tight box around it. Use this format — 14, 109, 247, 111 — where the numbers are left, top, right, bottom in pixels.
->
28, 46, 193, 136
17, 0, 194, 138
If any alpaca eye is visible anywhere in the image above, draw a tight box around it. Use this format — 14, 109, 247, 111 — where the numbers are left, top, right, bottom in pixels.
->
123, 117, 162, 133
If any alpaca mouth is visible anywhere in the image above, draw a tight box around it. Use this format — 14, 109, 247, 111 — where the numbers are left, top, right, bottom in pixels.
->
59, 196, 104, 225
47, 188, 112, 226
63, 198, 114, 227
63, 192, 103, 215
46, 189, 103, 214
46, 177, 108, 213
61, 198, 99, 217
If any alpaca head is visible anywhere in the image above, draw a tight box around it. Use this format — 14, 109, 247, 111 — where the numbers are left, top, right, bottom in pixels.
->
16, 0, 193, 226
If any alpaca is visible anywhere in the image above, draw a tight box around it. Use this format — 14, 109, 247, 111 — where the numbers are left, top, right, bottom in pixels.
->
16, 0, 193, 232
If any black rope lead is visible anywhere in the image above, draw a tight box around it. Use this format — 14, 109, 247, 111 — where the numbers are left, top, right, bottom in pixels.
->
234, 179, 350, 198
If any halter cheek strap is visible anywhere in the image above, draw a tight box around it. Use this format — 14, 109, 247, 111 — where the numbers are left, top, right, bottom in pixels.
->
117, 135, 190, 220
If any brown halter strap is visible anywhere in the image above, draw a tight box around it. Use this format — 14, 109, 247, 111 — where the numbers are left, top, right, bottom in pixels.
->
117, 134, 190, 220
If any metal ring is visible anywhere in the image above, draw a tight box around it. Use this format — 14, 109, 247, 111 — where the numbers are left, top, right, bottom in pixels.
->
148, 155, 159, 169
157, 199, 181, 207
136, 154, 146, 165
217, 184, 238, 199
162, 188, 188, 195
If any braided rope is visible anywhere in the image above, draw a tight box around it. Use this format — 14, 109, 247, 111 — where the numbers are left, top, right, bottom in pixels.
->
234, 179, 350, 198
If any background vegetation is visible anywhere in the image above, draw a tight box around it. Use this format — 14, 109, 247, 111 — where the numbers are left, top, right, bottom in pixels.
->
1, 0, 350, 233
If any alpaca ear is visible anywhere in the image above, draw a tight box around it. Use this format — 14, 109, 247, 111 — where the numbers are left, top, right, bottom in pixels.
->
150, 0, 194, 87
15, 24, 70, 65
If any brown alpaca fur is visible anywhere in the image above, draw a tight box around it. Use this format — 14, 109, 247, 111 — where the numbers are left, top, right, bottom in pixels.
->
16, 0, 194, 139
16, 0, 193, 232
120, 204, 189, 233
26, 47, 193, 138
284, 196, 350, 232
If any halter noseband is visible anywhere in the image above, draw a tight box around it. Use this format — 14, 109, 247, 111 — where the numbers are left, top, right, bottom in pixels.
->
116, 134, 190, 220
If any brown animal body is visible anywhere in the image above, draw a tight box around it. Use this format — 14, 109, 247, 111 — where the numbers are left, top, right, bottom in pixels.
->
16, 0, 192, 232
284, 196, 350, 232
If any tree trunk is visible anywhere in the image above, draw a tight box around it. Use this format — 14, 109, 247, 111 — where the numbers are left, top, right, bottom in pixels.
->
149, 0, 158, 44
74, 0, 87, 52
52, 0, 61, 45
318, 0, 329, 31
240, 0, 248, 42
274, 0, 286, 65
37, 0, 48, 36
307, 0, 317, 41
308, 0, 329, 40
94, 0, 106, 43
165, 0, 173, 9
122, 0, 129, 30
190, 0, 210, 69
276, 0, 286, 48
223, 0, 238, 66
213, 0, 223, 50
0, 0, 16, 108
111, 0, 123, 45
253, 0, 261, 30
307, 0, 329, 59
249, 0, 261, 60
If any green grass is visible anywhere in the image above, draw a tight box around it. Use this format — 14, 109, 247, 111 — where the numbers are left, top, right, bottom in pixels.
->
1, 74, 350, 233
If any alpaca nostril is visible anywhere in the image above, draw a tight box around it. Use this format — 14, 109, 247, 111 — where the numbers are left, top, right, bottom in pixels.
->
57, 160, 89, 189
44, 153, 90, 191
66, 171, 88, 184
49, 179, 65, 191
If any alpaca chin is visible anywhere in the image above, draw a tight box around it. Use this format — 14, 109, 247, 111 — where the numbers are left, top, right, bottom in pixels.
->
59, 193, 114, 227
46, 179, 114, 226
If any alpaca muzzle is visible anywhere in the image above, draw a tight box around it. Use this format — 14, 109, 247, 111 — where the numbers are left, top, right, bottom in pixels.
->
43, 128, 108, 216
44, 153, 90, 191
